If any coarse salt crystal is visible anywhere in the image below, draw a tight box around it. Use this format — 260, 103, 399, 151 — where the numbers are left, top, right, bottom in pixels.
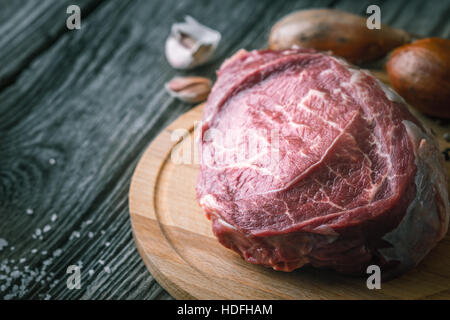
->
43, 258, 53, 266
0, 239, 8, 251
70, 231, 80, 240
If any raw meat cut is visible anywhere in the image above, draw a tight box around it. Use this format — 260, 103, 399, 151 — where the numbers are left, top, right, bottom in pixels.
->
196, 48, 449, 278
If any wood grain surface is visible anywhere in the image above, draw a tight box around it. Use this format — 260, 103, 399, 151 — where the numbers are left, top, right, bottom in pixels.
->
1, 0, 450, 300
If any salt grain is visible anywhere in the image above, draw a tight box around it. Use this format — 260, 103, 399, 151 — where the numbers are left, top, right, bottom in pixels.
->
70, 231, 80, 240
104, 266, 111, 274
98, 260, 105, 265
49, 158, 56, 165
43, 258, 53, 266
0, 239, 8, 251
53, 249, 63, 257
50, 214, 58, 222
26, 208, 34, 215
88, 232, 94, 238
43, 225, 51, 233
104, 242, 110, 247
88, 269, 94, 277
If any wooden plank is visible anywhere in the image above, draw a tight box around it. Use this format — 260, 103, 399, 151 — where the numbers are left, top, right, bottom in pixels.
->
0, 0, 104, 89
0, 0, 449, 300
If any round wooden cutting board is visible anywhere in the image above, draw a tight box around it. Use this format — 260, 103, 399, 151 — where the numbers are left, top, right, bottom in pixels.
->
129, 75, 450, 300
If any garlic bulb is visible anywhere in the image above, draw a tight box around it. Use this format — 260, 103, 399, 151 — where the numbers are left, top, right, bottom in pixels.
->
165, 16, 221, 70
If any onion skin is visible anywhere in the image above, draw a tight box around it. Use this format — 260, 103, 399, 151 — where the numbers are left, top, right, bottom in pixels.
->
269, 9, 412, 64
387, 38, 450, 118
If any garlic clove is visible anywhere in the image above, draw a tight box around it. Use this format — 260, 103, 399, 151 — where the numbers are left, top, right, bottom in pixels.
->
165, 16, 221, 70
165, 76, 212, 103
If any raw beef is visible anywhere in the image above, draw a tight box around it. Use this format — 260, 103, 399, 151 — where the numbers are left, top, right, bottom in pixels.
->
196, 48, 449, 278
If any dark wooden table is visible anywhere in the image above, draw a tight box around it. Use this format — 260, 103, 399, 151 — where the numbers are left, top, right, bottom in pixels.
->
0, 0, 449, 300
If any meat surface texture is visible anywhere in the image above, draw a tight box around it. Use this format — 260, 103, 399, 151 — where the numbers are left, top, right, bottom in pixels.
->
196, 48, 449, 278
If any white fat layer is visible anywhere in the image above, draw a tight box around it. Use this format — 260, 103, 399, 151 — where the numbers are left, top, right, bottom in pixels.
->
359, 68, 406, 104
217, 218, 236, 230
199, 194, 218, 209
348, 66, 405, 104
379, 120, 449, 268
199, 194, 237, 230
376, 79, 405, 103
312, 224, 339, 241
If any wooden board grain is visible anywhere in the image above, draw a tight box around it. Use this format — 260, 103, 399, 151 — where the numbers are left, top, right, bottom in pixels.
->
129, 75, 450, 299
